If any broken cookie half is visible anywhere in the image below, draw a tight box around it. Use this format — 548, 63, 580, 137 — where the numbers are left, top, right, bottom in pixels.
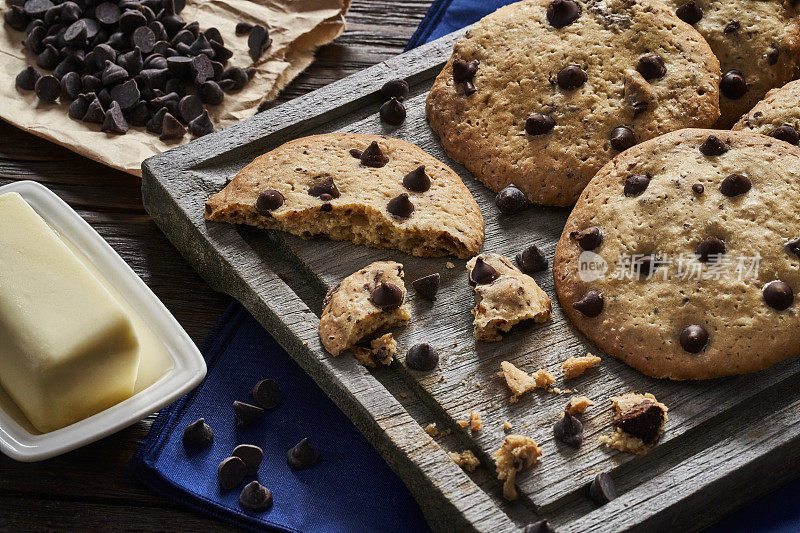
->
318, 261, 410, 359
600, 392, 668, 455
467, 253, 552, 341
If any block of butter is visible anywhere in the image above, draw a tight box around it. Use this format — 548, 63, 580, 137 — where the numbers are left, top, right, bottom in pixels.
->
0, 192, 140, 433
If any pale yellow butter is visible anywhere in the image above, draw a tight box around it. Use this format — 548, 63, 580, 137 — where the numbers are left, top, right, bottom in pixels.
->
0, 192, 140, 433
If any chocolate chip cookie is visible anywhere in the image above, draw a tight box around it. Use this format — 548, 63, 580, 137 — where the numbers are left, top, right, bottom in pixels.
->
553, 129, 800, 379
663, 0, 800, 128
733, 79, 800, 146
426, 0, 721, 206
205, 133, 484, 258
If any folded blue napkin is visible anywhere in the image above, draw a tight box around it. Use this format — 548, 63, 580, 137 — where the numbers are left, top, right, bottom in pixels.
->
132, 1, 800, 531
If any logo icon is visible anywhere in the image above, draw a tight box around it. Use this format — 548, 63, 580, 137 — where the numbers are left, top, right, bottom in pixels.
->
578, 251, 607, 282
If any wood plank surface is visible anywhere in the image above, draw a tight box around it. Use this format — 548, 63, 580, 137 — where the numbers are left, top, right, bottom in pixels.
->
0, 2, 431, 530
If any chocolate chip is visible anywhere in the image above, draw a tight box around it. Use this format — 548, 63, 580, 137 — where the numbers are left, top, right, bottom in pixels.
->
255, 189, 284, 214
95, 2, 121, 25
610, 126, 636, 151
403, 165, 430, 193
101, 60, 128, 85
786, 238, 800, 259
188, 110, 214, 137
232, 444, 263, 476
36, 44, 60, 70
132, 25, 156, 54
675, 0, 702, 24
59, 71, 81, 100
4, 5, 29, 31
495, 184, 531, 214
233, 400, 264, 429
720, 173, 751, 197
636, 55, 666, 81
68, 93, 90, 119
470, 257, 499, 285
463, 81, 476, 95
379, 97, 406, 126
235, 21, 253, 35
239, 481, 273, 511
63, 19, 88, 47
82, 96, 105, 123
723, 20, 740, 34
190, 53, 213, 84
573, 290, 603, 317
571, 227, 603, 250
23, 0, 53, 18
171, 29, 194, 48
412, 273, 440, 301
177, 93, 202, 122
613, 400, 664, 444
101, 100, 128, 134
696, 236, 725, 262
770, 124, 799, 145
247, 24, 271, 62
126, 100, 150, 126
110, 78, 139, 110
16, 66, 41, 90
159, 112, 185, 141
198, 80, 224, 104
405, 343, 439, 371
692, 183, 704, 194
387, 193, 415, 218
166, 55, 192, 78
766, 47, 780, 66
308, 176, 340, 199
285, 438, 322, 471
516, 244, 548, 274
763, 280, 794, 311
380, 78, 409, 101
150, 92, 180, 114
349, 148, 362, 159
547, 0, 581, 28
452, 59, 478, 84
24, 25, 46, 55
360, 141, 388, 168
554, 409, 583, 448
182, 418, 213, 448
680, 324, 708, 353
624, 173, 651, 196
589, 472, 617, 504
557, 64, 587, 90
250, 378, 282, 410
524, 520, 556, 533
217, 456, 247, 490
525, 113, 555, 135
119, 9, 147, 34
720, 70, 747, 99
370, 282, 404, 310
34, 74, 60, 102
700, 135, 728, 156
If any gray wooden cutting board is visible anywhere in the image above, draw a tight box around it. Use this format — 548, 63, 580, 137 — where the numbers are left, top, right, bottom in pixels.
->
141, 28, 800, 532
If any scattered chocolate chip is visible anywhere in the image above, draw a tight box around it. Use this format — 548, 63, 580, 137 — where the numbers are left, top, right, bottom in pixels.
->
188, 109, 214, 137
700, 135, 728, 156
380, 78, 409, 101
159, 112, 185, 141
178, 93, 202, 122
63, 19, 88, 47
308, 176, 340, 199
247, 24, 271, 62
132, 25, 156, 54
233, 400, 264, 429
198, 80, 224, 104
624, 173, 651, 196
209, 40, 233, 63
495, 183, 531, 214
101, 59, 128, 85
720, 173, 751, 197
239, 481, 273, 511
786, 238, 800, 258
34, 74, 60, 102
547, 0, 581, 28
146, 106, 167, 133
119, 9, 147, 34
36, 43, 60, 70
692, 183, 704, 194
182, 418, 213, 448
379, 97, 406, 126
255, 189, 284, 214
516, 244, 548, 274
222, 66, 249, 90
23, 0, 53, 18
95, 2, 121, 25
763, 280, 794, 311
405, 343, 439, 371
403, 165, 430, 192
720, 70, 747, 100
370, 282, 404, 310
249, 378, 281, 410
589, 472, 617, 504
470, 257, 499, 285
723, 20, 740, 34
610, 126, 636, 151
217, 456, 247, 490
554, 409, 583, 448
360, 141, 388, 168
387, 193, 415, 218
82, 96, 105, 123
16, 66, 41, 90
557, 64, 587, 90
696, 236, 725, 262
4, 5, 29, 31
524, 520, 556, 533
525, 113, 556, 135
24, 25, 45, 55
675, 0, 702, 24
680, 324, 708, 353
770, 124, 799, 145
127, 100, 150, 126
636, 55, 666, 81
232, 444, 263, 476
452, 59, 478, 84
573, 290, 603, 317
613, 400, 664, 444
235, 21, 253, 35
101, 101, 128, 134
411, 273, 440, 301
286, 438, 321, 470
60, 71, 82, 100
109, 78, 139, 110
82, 74, 102, 93
571, 226, 603, 251
68, 93, 90, 119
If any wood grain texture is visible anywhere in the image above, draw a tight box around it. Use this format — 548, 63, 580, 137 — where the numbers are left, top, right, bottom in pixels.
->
0, 1, 431, 530
141, 15, 800, 533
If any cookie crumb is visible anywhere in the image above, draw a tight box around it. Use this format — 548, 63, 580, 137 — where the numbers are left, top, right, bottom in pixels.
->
400, 392, 408, 398
562, 353, 602, 379
566, 396, 595, 415
458, 419, 468, 428
502, 420, 513, 431
424, 423, 439, 437
469, 410, 482, 431
446, 261, 455, 269
500, 361, 555, 401
449, 449, 480, 472
600, 393, 668, 455
351, 333, 397, 368
494, 435, 542, 501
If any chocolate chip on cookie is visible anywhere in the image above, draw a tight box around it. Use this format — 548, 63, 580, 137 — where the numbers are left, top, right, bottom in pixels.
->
636, 55, 666, 81
370, 282, 404, 310
412, 273, 440, 301
696, 236, 726, 262
495, 184, 531, 214
720, 70, 747, 100
255, 190, 284, 214
610, 127, 636, 151
469, 257, 499, 285
406, 343, 439, 371
679, 324, 708, 353
525, 113, 556, 136
763, 280, 794, 311
453, 59, 478, 95
403, 165, 431, 192
571, 227, 603, 251
624, 173, 651, 196
308, 176, 340, 199
692, 183, 705, 194
516, 244, 548, 274
770, 124, 800, 145
675, 0, 702, 24
720, 173, 751, 197
573, 290, 603, 317
360, 141, 389, 168
349, 148, 362, 159
547, 0, 581, 28
387, 193, 415, 219
700, 135, 729, 156
612, 399, 665, 444
787, 238, 800, 258
557, 65, 587, 90
723, 20, 740, 34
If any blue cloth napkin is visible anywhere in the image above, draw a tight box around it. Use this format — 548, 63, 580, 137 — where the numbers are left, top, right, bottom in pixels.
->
132, 1, 800, 531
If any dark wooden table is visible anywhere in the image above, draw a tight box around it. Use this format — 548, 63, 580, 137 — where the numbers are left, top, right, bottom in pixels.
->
0, 2, 430, 529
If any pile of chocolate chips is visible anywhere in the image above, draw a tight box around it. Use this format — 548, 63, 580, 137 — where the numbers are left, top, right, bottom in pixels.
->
6, 0, 271, 140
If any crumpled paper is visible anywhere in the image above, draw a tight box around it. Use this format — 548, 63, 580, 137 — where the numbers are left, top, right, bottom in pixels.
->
0, 0, 351, 175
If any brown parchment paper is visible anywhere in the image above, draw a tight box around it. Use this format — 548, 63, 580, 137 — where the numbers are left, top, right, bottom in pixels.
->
0, 0, 351, 176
